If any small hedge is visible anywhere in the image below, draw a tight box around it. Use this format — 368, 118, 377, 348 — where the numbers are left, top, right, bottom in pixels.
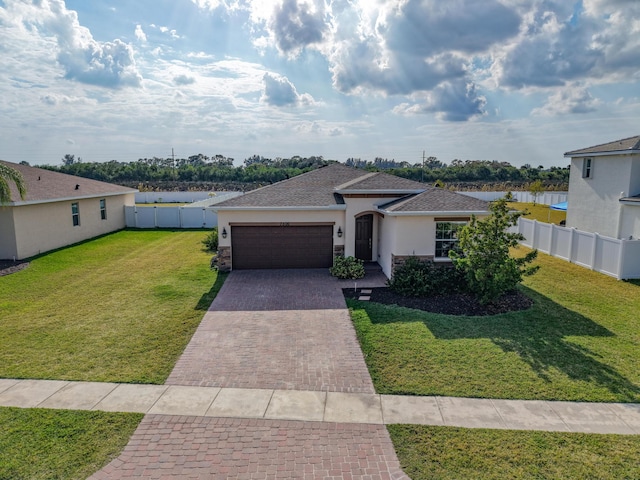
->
387, 257, 466, 297
201, 228, 219, 252
330, 256, 365, 279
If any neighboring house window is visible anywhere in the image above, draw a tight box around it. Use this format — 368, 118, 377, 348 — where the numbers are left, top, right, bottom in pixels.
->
100, 199, 107, 220
435, 221, 466, 258
582, 158, 592, 178
71, 202, 80, 226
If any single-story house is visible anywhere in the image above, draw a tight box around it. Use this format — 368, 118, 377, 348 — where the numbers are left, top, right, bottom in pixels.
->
564, 135, 640, 239
213, 163, 490, 278
0, 160, 136, 260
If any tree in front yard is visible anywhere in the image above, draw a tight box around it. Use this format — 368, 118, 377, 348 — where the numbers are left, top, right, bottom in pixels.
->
528, 179, 544, 206
450, 195, 539, 305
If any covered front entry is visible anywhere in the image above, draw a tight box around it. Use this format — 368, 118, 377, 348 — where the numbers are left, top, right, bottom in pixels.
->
231, 224, 334, 269
355, 214, 373, 261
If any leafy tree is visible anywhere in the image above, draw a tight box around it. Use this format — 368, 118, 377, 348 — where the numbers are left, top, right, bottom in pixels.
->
0, 163, 27, 204
62, 154, 76, 166
528, 179, 544, 205
450, 195, 539, 305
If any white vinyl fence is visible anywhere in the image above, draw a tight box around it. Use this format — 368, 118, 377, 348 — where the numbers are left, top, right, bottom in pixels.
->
125, 206, 217, 229
461, 191, 567, 205
516, 218, 640, 280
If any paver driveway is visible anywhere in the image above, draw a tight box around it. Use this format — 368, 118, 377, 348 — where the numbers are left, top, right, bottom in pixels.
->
92, 269, 408, 479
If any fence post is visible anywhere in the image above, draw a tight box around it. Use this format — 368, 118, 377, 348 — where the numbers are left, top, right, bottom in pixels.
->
154, 206, 158, 228
617, 239, 626, 280
550, 223, 556, 256
532, 220, 538, 249
568, 228, 576, 263
591, 232, 599, 271
179, 207, 183, 228
134, 206, 138, 228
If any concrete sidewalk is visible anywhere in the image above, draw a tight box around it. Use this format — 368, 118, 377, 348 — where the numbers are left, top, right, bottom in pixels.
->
1, 378, 639, 434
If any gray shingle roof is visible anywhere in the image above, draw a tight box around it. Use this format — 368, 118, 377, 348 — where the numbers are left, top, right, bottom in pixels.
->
379, 188, 490, 213
335, 172, 425, 191
1, 160, 136, 205
215, 163, 491, 214
215, 164, 382, 208
564, 135, 640, 156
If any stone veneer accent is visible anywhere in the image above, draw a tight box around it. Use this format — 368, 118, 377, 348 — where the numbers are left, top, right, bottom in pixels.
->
333, 244, 345, 258
215, 246, 231, 272
391, 254, 434, 275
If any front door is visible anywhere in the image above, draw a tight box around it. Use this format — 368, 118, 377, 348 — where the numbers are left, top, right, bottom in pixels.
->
355, 214, 373, 261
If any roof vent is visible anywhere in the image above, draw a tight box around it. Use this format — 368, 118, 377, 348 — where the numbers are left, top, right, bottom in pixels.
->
75, 184, 80, 190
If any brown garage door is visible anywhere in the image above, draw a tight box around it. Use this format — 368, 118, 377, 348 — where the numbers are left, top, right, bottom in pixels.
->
231, 225, 334, 269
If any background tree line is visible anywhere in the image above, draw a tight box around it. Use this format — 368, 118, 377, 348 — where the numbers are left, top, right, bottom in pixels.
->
31, 154, 570, 191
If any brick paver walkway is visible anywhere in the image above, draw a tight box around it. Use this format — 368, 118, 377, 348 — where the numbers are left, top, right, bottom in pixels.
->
92, 269, 407, 479
91, 416, 407, 480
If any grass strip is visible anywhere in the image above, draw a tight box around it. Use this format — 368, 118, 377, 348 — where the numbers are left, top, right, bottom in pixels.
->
0, 407, 142, 480
388, 425, 640, 480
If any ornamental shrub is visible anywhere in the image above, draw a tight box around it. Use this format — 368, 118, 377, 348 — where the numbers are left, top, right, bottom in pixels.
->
201, 227, 219, 252
387, 256, 466, 297
449, 196, 539, 305
330, 256, 365, 279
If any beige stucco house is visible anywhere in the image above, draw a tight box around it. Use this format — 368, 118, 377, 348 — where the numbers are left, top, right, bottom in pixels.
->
0, 160, 136, 260
565, 135, 640, 239
213, 163, 489, 278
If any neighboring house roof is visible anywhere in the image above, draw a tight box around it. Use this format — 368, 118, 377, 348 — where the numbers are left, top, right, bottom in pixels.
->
0, 160, 137, 206
379, 188, 490, 215
214, 163, 489, 214
564, 135, 640, 157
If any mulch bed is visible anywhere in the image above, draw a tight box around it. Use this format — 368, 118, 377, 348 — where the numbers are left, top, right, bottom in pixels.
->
0, 260, 30, 277
343, 287, 533, 316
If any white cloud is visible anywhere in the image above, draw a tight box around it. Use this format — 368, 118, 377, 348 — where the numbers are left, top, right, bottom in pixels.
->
261, 72, 314, 107
135, 24, 147, 42
173, 74, 196, 85
2, 0, 142, 89
532, 86, 601, 116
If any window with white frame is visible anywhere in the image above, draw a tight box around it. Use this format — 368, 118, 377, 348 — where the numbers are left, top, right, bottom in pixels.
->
435, 221, 466, 258
71, 202, 80, 226
582, 158, 593, 178
99, 198, 107, 220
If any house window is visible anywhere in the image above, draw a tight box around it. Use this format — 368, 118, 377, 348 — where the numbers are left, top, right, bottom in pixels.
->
71, 202, 80, 226
582, 158, 592, 178
100, 199, 107, 220
435, 221, 466, 258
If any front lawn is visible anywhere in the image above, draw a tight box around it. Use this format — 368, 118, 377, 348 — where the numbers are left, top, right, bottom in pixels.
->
509, 201, 566, 224
389, 425, 640, 480
0, 407, 142, 480
0, 229, 223, 384
348, 251, 640, 402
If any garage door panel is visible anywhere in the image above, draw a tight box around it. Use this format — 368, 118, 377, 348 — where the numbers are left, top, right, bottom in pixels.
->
231, 225, 333, 269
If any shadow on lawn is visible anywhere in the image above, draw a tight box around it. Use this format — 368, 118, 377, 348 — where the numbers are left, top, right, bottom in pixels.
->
365, 286, 640, 401
195, 272, 227, 310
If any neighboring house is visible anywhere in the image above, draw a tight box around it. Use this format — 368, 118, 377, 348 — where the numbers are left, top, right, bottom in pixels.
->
0, 160, 136, 260
564, 135, 640, 239
213, 163, 489, 278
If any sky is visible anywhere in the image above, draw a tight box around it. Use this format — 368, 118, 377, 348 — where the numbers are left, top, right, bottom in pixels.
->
0, 0, 639, 168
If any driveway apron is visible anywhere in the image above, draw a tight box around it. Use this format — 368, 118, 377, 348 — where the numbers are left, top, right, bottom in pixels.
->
91, 269, 408, 479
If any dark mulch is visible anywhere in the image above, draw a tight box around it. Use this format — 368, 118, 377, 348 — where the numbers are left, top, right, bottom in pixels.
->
0, 260, 30, 277
343, 287, 534, 316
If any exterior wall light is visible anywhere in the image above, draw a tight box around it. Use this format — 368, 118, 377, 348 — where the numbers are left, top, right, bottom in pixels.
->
337, 227, 343, 238
222, 227, 227, 239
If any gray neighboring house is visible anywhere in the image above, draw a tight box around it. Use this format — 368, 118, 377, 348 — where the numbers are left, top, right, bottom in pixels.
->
213, 163, 490, 277
564, 135, 640, 239
0, 160, 136, 260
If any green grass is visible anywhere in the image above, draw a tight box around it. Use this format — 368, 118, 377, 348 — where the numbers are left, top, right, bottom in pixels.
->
349, 251, 640, 402
0, 229, 224, 384
389, 425, 640, 480
0, 407, 142, 480
509, 201, 566, 224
